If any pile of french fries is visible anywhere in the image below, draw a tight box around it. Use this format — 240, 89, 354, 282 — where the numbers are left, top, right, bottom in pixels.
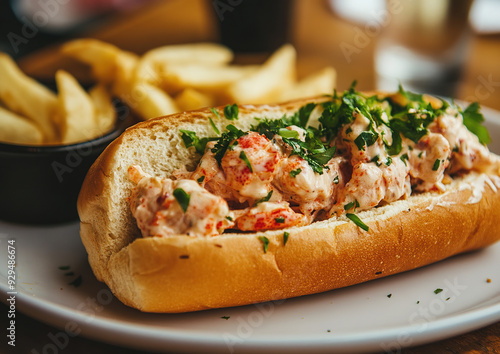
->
61, 39, 336, 121
0, 53, 116, 145
0, 39, 335, 146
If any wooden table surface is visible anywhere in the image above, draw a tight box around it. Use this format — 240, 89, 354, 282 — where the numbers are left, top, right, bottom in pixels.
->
2, 0, 500, 353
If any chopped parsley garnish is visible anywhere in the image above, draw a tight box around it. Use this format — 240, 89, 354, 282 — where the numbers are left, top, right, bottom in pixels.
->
290, 168, 302, 177
239, 150, 253, 172
275, 216, 285, 223
354, 131, 378, 151
173, 188, 190, 212
258, 236, 269, 253
283, 232, 289, 245
461, 102, 491, 144
278, 128, 299, 139
287, 102, 316, 128
432, 159, 441, 171
400, 153, 409, 166
255, 191, 273, 205
209, 117, 220, 135
69, 275, 83, 287
346, 213, 369, 231
252, 117, 336, 174
180, 129, 213, 154
224, 103, 239, 120
280, 136, 336, 174
212, 125, 247, 164
344, 200, 359, 211
210, 107, 221, 119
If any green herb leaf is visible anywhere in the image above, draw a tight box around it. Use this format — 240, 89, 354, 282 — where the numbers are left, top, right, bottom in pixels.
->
384, 130, 403, 156
400, 153, 409, 166
224, 103, 239, 120
389, 114, 430, 144
462, 102, 491, 144
255, 190, 273, 205
173, 188, 190, 212
283, 232, 289, 245
69, 275, 83, 287
239, 150, 253, 172
278, 128, 299, 139
346, 213, 369, 231
209, 117, 220, 135
210, 107, 221, 119
179, 129, 213, 154
212, 125, 247, 164
398, 83, 425, 104
290, 168, 302, 178
344, 201, 356, 211
258, 236, 269, 253
354, 131, 379, 151
288, 102, 316, 128
310, 146, 336, 165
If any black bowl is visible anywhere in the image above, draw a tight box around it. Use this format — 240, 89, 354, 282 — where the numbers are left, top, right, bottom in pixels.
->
0, 115, 133, 224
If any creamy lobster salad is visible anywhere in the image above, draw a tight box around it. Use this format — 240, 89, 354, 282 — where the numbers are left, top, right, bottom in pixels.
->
128, 84, 497, 237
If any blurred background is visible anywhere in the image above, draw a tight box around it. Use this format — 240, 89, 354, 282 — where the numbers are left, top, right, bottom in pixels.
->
0, 0, 499, 108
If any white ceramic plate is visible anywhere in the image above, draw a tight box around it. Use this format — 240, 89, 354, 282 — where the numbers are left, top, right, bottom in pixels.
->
1, 105, 500, 354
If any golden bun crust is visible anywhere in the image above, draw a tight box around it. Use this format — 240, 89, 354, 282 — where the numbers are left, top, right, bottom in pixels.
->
78, 96, 500, 313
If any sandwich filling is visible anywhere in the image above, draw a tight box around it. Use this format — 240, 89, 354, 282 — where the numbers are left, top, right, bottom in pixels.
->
127, 84, 499, 237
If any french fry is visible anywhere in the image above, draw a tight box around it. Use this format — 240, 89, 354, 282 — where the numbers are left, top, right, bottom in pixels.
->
279, 67, 336, 101
135, 43, 233, 84
175, 88, 215, 111
55, 70, 97, 144
0, 53, 58, 143
114, 80, 179, 120
108, 49, 178, 120
141, 42, 233, 67
89, 85, 116, 135
0, 106, 43, 145
61, 39, 139, 84
226, 44, 297, 104
159, 63, 257, 93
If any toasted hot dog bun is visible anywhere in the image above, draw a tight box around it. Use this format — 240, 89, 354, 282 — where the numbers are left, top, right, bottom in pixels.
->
77, 96, 500, 313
